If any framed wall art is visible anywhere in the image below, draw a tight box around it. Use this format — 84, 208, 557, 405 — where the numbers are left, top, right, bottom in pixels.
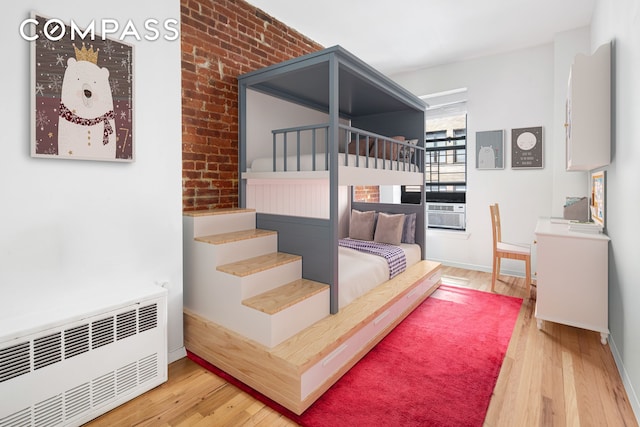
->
511, 126, 543, 169
31, 13, 134, 162
475, 130, 504, 169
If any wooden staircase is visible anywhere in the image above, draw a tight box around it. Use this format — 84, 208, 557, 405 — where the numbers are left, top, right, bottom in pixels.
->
183, 208, 330, 348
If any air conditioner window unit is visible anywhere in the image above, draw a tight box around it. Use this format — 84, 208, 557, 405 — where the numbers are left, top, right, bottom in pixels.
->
427, 203, 466, 230
0, 283, 167, 427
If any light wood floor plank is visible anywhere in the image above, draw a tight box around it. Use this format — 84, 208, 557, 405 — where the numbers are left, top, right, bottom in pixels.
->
542, 321, 567, 427
562, 349, 581, 426
86, 266, 638, 427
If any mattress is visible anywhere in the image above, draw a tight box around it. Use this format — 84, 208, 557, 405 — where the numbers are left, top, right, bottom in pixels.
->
338, 243, 421, 309
248, 153, 415, 172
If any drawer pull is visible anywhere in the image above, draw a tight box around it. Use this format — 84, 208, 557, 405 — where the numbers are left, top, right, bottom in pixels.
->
322, 343, 348, 366
374, 310, 391, 326
406, 287, 420, 299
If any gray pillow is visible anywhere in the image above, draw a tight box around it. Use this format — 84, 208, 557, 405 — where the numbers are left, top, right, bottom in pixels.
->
374, 212, 405, 245
402, 212, 416, 244
349, 209, 376, 241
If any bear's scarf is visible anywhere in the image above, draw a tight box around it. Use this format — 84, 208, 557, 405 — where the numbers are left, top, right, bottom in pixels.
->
59, 102, 115, 146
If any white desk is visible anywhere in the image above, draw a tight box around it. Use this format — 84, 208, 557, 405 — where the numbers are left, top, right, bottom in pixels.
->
534, 218, 610, 344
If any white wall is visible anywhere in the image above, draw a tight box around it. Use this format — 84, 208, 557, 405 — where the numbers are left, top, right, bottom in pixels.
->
246, 89, 330, 165
0, 1, 184, 362
591, 0, 640, 417
392, 44, 560, 274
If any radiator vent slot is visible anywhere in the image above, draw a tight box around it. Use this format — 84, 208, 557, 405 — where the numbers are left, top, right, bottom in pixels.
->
0, 342, 30, 383
64, 383, 90, 419
117, 310, 137, 341
0, 407, 29, 427
34, 394, 62, 427
91, 318, 114, 350
138, 304, 158, 332
64, 325, 89, 359
116, 362, 137, 395
92, 372, 115, 407
139, 353, 158, 384
34, 333, 62, 371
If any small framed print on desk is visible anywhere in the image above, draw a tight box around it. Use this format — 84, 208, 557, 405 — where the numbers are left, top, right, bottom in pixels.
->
511, 126, 543, 168
591, 170, 606, 227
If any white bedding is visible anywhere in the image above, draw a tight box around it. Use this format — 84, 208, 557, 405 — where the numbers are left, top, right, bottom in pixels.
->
338, 243, 421, 309
248, 153, 415, 172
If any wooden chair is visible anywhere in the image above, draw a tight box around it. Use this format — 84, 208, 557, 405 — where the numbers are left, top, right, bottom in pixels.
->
489, 203, 531, 294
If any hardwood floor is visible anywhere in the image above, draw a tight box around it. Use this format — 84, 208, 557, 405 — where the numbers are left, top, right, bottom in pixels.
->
86, 267, 638, 426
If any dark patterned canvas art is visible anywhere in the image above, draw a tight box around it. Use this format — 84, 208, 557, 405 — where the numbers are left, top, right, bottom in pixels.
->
31, 14, 134, 161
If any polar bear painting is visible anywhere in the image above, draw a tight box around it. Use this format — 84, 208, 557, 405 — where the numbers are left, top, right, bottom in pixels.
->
477, 145, 496, 169
58, 44, 116, 160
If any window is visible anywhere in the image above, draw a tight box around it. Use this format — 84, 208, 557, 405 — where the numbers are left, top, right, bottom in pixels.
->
402, 114, 467, 205
424, 115, 467, 202
401, 113, 467, 230
401, 89, 468, 229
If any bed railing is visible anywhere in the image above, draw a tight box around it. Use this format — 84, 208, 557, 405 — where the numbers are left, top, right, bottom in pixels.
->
270, 123, 423, 173
342, 125, 421, 172
271, 123, 330, 172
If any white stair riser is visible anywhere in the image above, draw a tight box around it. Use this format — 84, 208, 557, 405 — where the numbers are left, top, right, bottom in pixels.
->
186, 211, 256, 239
213, 235, 278, 266
219, 260, 302, 300
225, 289, 329, 348
183, 241, 220, 311
184, 269, 242, 324
269, 289, 329, 347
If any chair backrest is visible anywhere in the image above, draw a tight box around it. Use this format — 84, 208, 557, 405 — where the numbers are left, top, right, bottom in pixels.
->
489, 204, 502, 252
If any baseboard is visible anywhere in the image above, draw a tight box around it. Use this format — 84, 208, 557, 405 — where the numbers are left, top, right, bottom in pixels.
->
431, 259, 526, 279
609, 336, 640, 423
428, 258, 487, 273
168, 345, 187, 364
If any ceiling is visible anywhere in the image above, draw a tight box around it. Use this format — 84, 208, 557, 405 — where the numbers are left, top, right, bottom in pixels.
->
247, 0, 596, 76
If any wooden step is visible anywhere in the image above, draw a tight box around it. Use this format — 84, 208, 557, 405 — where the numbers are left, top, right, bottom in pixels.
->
195, 229, 276, 245
242, 279, 329, 315
217, 252, 301, 277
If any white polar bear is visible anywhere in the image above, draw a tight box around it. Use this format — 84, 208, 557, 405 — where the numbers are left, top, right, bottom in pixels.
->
58, 57, 116, 159
477, 145, 496, 169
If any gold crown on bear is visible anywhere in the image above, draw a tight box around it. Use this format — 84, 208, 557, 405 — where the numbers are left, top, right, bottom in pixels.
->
73, 43, 99, 64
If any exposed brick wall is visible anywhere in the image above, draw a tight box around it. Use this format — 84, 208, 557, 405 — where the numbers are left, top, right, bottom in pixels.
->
353, 186, 380, 203
181, 0, 324, 211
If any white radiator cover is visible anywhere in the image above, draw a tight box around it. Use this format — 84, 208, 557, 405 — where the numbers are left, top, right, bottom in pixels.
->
0, 283, 168, 427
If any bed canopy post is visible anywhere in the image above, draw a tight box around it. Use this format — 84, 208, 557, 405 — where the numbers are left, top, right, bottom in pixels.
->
238, 80, 247, 208
328, 54, 340, 314
419, 122, 427, 259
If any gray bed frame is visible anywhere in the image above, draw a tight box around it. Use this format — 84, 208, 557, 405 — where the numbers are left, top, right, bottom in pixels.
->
238, 46, 427, 314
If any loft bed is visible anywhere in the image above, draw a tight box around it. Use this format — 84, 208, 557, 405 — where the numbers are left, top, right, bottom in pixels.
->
184, 46, 441, 415
239, 45, 429, 314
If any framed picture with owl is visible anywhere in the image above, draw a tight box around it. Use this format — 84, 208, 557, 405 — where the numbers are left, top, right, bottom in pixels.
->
30, 13, 134, 162
511, 126, 543, 169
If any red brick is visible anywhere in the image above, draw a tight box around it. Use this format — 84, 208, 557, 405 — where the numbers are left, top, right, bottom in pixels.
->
181, 0, 323, 211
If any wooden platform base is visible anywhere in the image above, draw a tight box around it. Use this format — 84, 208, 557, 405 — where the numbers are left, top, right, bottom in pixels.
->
184, 260, 441, 415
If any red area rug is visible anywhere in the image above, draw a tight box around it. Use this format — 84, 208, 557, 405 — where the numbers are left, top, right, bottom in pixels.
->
188, 284, 522, 426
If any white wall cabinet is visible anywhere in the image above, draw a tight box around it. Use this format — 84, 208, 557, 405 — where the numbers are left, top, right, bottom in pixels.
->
565, 42, 611, 171
534, 218, 610, 344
